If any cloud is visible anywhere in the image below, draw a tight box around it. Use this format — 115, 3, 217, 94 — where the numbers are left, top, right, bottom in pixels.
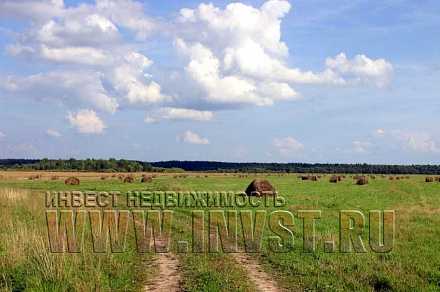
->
375, 129, 440, 154
67, 109, 106, 134
0, 132, 5, 139
40, 45, 110, 65
46, 129, 62, 137
96, 0, 156, 39
352, 140, 372, 153
375, 128, 386, 136
174, 1, 393, 109
392, 131, 440, 153
325, 53, 393, 88
0, 0, 167, 117
145, 107, 214, 123
273, 136, 304, 155
2, 71, 119, 113
0, 0, 64, 22
178, 130, 209, 145
0, 0, 394, 134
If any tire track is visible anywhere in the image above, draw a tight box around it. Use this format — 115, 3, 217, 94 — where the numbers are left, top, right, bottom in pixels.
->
144, 252, 181, 292
208, 223, 281, 292
232, 253, 280, 292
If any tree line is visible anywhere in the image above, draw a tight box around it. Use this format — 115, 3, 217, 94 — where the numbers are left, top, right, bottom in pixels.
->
0, 159, 153, 172
1, 159, 440, 174
151, 161, 440, 174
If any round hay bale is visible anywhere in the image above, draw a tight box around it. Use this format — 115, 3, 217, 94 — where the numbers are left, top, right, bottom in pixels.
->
51, 176, 59, 180
356, 176, 369, 185
245, 179, 276, 196
65, 177, 80, 185
329, 175, 338, 183
141, 175, 152, 183
124, 176, 134, 183
426, 177, 434, 183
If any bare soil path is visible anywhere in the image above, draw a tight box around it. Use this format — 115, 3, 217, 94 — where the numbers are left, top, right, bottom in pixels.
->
144, 252, 181, 292
232, 253, 281, 292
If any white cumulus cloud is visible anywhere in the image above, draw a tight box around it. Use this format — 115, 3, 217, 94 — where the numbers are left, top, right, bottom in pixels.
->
145, 107, 214, 123
325, 53, 393, 88
0, 0, 167, 117
67, 109, 106, 134
273, 136, 304, 155
178, 130, 209, 145
174, 1, 393, 109
0, 0, 394, 133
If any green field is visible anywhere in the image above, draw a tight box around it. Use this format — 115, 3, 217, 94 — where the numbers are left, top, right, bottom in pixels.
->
1, 173, 440, 291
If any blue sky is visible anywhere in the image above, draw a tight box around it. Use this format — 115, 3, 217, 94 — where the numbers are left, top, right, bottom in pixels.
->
0, 0, 439, 163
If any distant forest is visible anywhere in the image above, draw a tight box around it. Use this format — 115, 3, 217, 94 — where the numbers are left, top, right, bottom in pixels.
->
1, 159, 440, 174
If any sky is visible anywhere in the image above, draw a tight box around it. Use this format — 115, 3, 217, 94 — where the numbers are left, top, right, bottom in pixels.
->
0, 0, 439, 164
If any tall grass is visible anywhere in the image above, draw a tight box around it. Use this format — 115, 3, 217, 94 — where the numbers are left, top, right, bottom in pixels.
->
0, 188, 146, 291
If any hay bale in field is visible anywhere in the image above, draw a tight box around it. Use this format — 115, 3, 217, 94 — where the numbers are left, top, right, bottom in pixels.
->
310, 175, 318, 181
435, 177, 440, 182
100, 176, 107, 180
51, 176, 59, 180
356, 176, 369, 185
300, 175, 309, 181
65, 177, 80, 185
389, 177, 394, 180
245, 179, 276, 196
329, 175, 338, 183
426, 177, 434, 183
124, 176, 134, 183
141, 175, 152, 183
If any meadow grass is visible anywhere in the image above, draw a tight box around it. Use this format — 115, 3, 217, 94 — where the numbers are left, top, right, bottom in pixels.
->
0, 187, 153, 291
0, 173, 439, 290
